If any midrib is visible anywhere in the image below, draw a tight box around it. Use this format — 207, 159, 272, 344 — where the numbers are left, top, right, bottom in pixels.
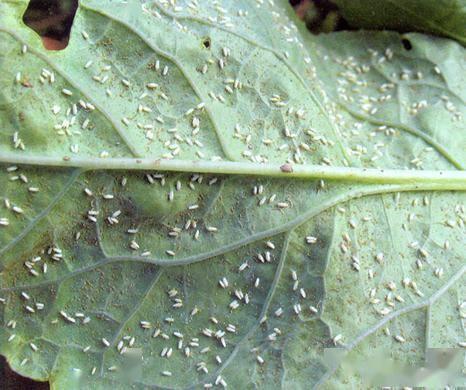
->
1, 152, 466, 189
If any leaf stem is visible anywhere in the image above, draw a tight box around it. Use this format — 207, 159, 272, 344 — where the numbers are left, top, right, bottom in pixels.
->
1, 153, 466, 189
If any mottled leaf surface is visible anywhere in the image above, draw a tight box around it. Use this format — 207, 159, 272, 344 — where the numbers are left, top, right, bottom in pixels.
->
0, 0, 465, 389
309, 31, 466, 170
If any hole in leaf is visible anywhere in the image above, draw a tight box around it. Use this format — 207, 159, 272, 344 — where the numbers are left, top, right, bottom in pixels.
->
202, 37, 211, 49
23, 0, 79, 50
401, 38, 412, 51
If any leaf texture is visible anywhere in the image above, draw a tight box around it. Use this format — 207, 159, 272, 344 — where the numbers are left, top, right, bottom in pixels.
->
0, 0, 465, 388
332, 0, 466, 46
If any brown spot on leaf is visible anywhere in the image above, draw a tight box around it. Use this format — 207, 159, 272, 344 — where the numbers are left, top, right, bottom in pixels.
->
280, 163, 293, 173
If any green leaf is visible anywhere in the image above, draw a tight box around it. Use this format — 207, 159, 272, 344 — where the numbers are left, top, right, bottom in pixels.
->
332, 0, 466, 46
0, 1, 465, 389
307, 31, 466, 170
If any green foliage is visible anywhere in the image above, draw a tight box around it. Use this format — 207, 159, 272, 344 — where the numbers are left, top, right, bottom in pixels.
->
0, 0, 465, 388
332, 0, 466, 45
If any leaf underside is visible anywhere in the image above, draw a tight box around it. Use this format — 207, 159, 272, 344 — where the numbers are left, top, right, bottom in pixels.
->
0, 1, 465, 389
